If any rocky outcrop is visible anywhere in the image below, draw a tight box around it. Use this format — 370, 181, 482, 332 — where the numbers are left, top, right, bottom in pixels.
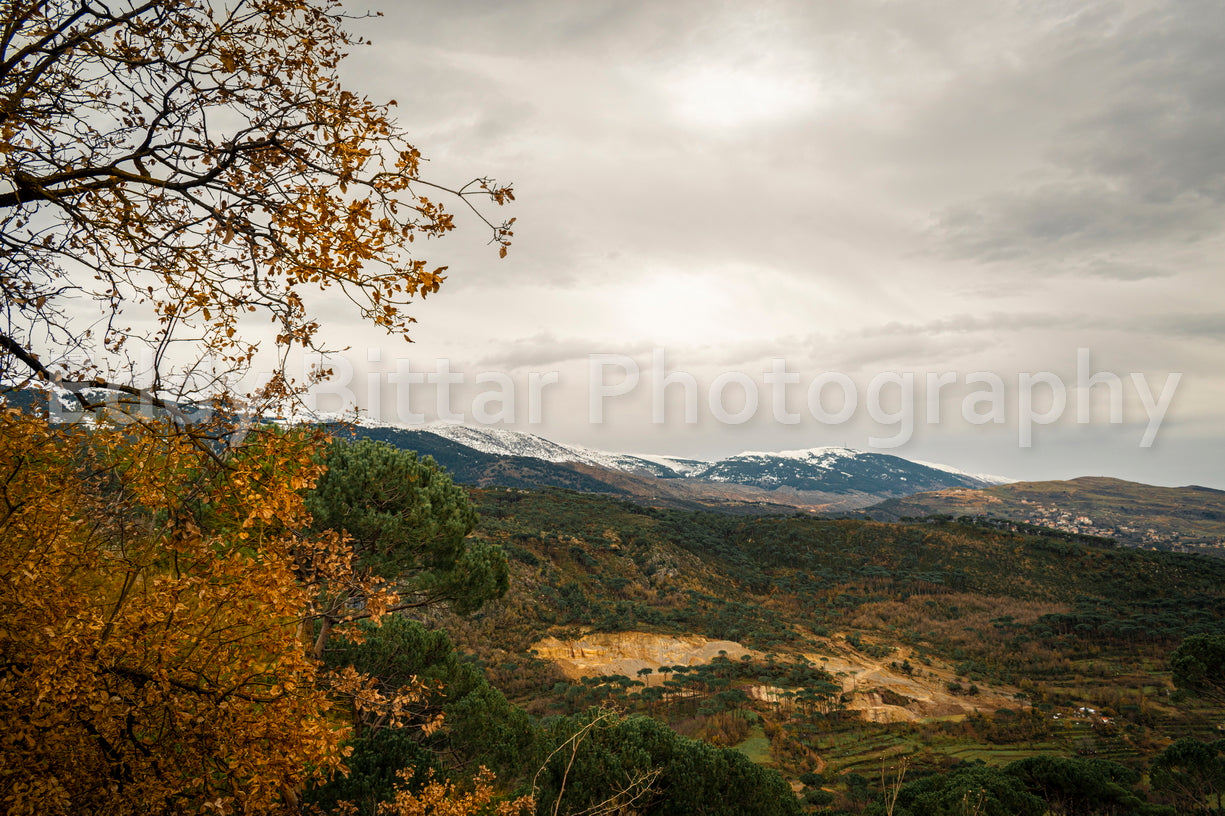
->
807, 650, 1021, 722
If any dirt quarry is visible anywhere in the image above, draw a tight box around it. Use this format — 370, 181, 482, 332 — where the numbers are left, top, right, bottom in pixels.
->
530, 631, 1024, 722
531, 632, 753, 679
811, 650, 1019, 723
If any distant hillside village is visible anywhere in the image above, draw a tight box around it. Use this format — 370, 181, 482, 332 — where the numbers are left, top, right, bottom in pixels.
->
1010, 498, 1225, 555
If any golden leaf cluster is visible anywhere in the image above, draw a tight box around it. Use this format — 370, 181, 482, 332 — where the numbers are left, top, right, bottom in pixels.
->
0, 412, 350, 813
379, 769, 534, 816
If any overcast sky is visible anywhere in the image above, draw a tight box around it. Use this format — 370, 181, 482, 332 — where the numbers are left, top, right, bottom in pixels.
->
305, 0, 1225, 488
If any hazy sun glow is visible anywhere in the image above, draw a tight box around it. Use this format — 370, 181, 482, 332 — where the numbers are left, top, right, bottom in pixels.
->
619, 273, 734, 344
667, 65, 813, 128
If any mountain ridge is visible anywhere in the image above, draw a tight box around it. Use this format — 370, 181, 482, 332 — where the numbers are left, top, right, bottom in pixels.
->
338, 421, 1009, 512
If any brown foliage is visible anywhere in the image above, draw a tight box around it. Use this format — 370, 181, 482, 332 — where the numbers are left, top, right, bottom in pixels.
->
379, 769, 534, 816
850, 592, 1069, 648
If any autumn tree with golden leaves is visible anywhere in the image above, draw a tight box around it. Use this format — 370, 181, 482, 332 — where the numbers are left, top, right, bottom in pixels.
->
0, 0, 512, 407
0, 416, 353, 813
0, 1, 517, 813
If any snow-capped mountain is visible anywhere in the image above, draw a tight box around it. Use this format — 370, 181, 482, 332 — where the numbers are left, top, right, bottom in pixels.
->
692, 446, 1003, 494
381, 423, 1008, 499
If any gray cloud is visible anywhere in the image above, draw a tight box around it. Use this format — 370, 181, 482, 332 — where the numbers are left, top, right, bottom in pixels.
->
926, 0, 1225, 269
1143, 313, 1225, 341
934, 180, 1224, 263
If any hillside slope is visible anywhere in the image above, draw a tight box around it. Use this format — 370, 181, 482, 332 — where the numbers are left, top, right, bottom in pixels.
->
865, 476, 1225, 555
432, 488, 1225, 782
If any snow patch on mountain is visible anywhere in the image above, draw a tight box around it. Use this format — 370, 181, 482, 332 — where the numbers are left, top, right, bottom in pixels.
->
420, 423, 683, 478
633, 454, 710, 477
728, 446, 861, 464
422, 423, 574, 460
909, 459, 1015, 486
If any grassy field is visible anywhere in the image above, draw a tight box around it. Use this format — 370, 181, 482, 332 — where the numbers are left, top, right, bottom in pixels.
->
732, 725, 775, 764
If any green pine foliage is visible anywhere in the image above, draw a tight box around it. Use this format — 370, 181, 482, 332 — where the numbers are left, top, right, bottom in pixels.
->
534, 710, 802, 816
1149, 737, 1225, 813
1171, 634, 1225, 704
308, 438, 509, 612
880, 762, 1046, 816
